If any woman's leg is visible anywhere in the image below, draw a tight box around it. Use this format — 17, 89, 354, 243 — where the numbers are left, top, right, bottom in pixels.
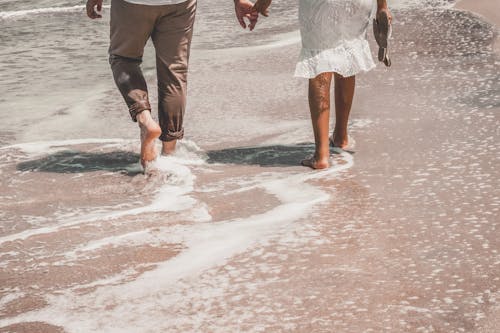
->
332, 73, 356, 148
302, 72, 333, 169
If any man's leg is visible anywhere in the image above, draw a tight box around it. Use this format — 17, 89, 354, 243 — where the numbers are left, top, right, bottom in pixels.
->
151, 0, 197, 155
109, 0, 161, 167
302, 72, 333, 169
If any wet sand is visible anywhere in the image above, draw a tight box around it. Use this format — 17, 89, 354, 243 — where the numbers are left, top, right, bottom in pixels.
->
435, 18, 500, 332
455, 0, 500, 54
1, 2, 499, 333
456, 0, 500, 26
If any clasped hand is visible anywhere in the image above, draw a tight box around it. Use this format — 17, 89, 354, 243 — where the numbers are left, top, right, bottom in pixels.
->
234, 0, 272, 31
86, 0, 272, 31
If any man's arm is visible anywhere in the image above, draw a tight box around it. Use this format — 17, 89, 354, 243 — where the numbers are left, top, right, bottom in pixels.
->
86, 0, 103, 19
234, 0, 259, 30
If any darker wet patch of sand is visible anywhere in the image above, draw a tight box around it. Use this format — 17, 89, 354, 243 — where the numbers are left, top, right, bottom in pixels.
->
1, 242, 181, 319
0, 322, 65, 333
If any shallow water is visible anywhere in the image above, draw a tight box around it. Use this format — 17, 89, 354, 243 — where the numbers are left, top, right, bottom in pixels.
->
1, 0, 499, 332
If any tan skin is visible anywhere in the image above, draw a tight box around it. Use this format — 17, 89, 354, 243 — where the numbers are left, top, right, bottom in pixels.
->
253, 0, 392, 169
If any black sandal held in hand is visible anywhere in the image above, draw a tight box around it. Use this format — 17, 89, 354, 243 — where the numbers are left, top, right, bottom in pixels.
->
373, 10, 392, 67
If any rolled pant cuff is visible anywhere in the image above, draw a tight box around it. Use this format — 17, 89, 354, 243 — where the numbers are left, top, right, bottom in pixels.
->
159, 129, 184, 142
129, 100, 151, 122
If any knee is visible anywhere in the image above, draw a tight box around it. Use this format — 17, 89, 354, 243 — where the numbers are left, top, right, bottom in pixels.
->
158, 77, 187, 97
159, 63, 188, 90
109, 54, 142, 68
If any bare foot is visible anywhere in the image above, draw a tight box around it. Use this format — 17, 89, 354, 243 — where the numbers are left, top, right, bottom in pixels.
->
137, 111, 161, 168
161, 140, 177, 155
301, 155, 330, 170
330, 132, 349, 149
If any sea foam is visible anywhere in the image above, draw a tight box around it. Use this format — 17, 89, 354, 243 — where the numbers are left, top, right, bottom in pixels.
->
0, 5, 110, 20
0, 147, 354, 332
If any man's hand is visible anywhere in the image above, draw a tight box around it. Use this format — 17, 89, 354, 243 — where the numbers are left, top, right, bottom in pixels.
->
234, 0, 259, 31
86, 0, 103, 19
253, 0, 272, 17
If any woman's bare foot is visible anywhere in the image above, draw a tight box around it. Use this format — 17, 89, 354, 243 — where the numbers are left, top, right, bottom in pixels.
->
137, 111, 161, 168
161, 140, 177, 155
330, 131, 349, 149
301, 154, 330, 170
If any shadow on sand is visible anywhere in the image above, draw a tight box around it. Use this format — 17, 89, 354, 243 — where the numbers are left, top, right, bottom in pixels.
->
206, 143, 320, 167
17, 150, 141, 175
16, 144, 350, 174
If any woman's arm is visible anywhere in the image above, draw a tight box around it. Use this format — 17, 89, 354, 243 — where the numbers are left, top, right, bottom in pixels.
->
377, 0, 392, 23
377, 0, 388, 9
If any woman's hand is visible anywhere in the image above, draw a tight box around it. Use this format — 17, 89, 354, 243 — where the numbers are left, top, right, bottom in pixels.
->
234, 0, 259, 30
378, 8, 392, 25
376, 1, 392, 24
253, 0, 272, 17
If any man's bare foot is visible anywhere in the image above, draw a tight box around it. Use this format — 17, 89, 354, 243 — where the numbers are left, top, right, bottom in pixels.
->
137, 111, 161, 168
301, 154, 330, 170
162, 140, 177, 155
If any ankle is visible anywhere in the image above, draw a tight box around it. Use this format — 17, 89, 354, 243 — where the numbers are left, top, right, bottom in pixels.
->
313, 154, 330, 169
162, 140, 177, 155
315, 150, 330, 161
333, 130, 348, 146
334, 127, 347, 138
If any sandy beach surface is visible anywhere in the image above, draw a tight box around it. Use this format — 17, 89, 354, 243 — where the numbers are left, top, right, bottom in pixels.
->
455, 0, 500, 26
455, 0, 500, 54
0, 0, 499, 332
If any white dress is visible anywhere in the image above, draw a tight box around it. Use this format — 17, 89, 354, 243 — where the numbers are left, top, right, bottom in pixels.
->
294, 0, 376, 78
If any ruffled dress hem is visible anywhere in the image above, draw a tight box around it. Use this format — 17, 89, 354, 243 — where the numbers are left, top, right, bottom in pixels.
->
294, 38, 376, 78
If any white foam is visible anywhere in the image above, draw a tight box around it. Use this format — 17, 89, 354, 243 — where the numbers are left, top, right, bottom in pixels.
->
64, 229, 158, 260
94, 143, 210, 221
0, 140, 210, 246
0, 151, 354, 332
0, 291, 25, 309
388, 0, 455, 10
205, 30, 301, 56
1, 138, 128, 157
0, 5, 110, 20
